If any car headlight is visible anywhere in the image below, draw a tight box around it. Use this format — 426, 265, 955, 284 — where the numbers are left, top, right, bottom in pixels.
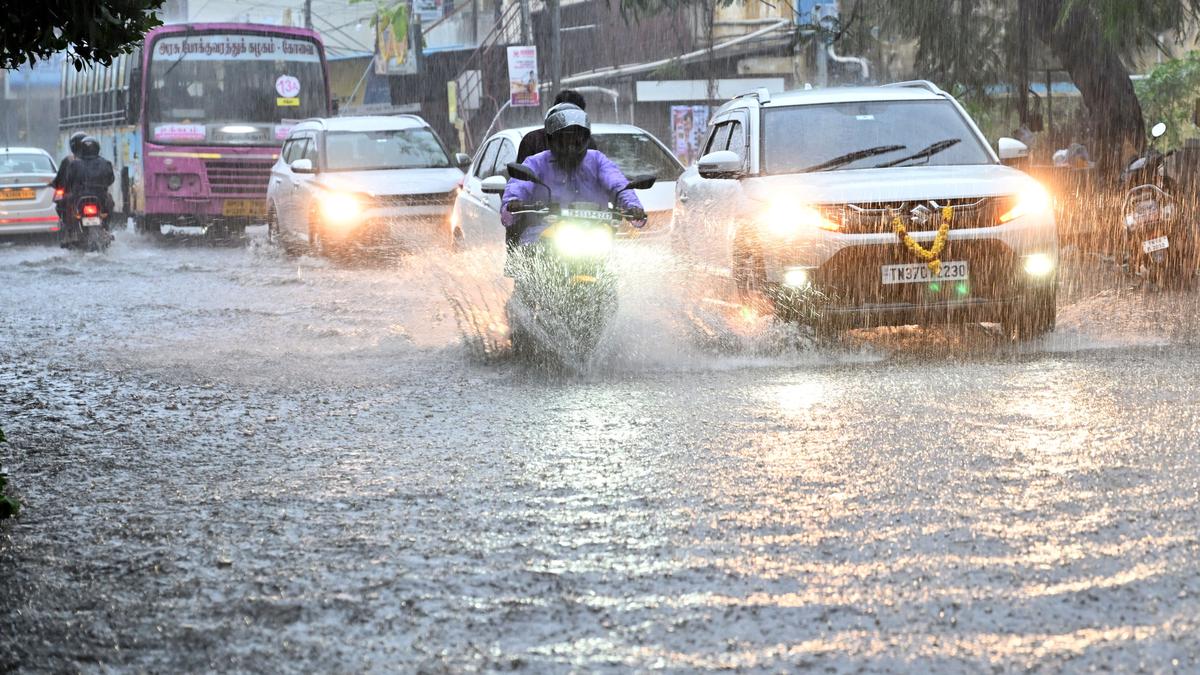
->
999, 185, 1052, 224
319, 192, 364, 225
554, 223, 613, 258
760, 201, 839, 237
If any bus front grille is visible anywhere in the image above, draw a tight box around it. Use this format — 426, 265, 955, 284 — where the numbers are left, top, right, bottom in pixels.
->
204, 160, 273, 196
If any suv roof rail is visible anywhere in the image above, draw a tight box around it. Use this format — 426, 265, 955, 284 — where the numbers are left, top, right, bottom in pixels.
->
881, 80, 944, 95
733, 87, 772, 104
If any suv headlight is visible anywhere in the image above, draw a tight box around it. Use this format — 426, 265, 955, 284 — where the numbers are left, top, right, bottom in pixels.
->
999, 185, 1051, 224
319, 191, 365, 225
759, 201, 839, 237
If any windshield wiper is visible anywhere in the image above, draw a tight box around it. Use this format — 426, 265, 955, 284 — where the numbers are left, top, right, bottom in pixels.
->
802, 145, 907, 173
874, 138, 962, 168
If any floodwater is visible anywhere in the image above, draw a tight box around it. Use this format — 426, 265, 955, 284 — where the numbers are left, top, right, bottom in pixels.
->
2, 229, 1200, 671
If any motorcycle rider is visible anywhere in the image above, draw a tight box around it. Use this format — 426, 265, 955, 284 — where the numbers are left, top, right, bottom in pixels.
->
61, 136, 115, 242
502, 104, 645, 252
516, 90, 596, 163
52, 132, 88, 217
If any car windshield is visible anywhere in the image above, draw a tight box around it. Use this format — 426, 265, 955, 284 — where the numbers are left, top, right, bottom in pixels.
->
0, 154, 54, 174
324, 129, 452, 171
593, 132, 683, 181
761, 100, 993, 174
147, 33, 327, 145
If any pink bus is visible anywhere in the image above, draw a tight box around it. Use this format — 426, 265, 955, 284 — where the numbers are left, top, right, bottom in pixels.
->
59, 23, 332, 235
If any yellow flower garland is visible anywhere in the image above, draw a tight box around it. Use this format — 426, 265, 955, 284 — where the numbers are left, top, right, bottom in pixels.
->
893, 206, 952, 276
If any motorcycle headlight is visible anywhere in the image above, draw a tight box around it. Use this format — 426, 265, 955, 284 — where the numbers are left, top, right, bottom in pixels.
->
554, 223, 613, 258
999, 185, 1052, 224
319, 191, 364, 225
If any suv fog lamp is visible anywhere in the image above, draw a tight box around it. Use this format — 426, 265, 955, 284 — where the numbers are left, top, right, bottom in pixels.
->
555, 223, 613, 258
319, 192, 364, 225
1022, 253, 1055, 277
782, 267, 814, 288
167, 174, 183, 191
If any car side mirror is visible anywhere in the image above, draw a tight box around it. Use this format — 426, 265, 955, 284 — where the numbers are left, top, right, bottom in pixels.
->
624, 174, 657, 191
481, 175, 507, 195
997, 137, 1029, 163
290, 158, 315, 174
455, 152, 471, 169
698, 150, 743, 179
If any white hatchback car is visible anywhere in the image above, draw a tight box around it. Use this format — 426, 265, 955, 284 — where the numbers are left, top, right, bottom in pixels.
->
673, 82, 1058, 338
267, 115, 467, 254
0, 147, 60, 239
452, 123, 683, 246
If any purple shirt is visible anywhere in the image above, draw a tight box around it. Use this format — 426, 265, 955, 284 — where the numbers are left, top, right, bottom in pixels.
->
501, 149, 644, 244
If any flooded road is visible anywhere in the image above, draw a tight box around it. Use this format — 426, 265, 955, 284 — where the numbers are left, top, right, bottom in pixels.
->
2, 230, 1200, 671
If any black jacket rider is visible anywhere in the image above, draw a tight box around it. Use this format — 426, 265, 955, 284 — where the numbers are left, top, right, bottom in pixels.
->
63, 140, 115, 215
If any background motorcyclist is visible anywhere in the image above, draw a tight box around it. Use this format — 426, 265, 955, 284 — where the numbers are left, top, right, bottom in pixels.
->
61, 136, 115, 241
516, 90, 597, 163
52, 132, 88, 219
502, 105, 645, 250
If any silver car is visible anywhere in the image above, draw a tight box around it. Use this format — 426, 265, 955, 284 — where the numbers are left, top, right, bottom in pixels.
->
0, 148, 60, 239
266, 115, 468, 255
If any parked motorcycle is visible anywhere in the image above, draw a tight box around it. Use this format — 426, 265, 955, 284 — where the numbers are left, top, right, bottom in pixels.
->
484, 162, 654, 367
1120, 121, 1198, 286
61, 192, 114, 253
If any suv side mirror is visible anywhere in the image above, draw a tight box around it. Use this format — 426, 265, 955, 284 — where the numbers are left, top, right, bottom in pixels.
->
290, 158, 315, 174
454, 152, 471, 168
481, 175, 507, 194
997, 137, 1029, 163
698, 150, 743, 179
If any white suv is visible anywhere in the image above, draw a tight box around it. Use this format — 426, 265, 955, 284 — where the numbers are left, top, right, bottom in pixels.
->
671, 82, 1057, 338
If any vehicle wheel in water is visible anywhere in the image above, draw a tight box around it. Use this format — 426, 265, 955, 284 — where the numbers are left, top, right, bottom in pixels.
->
733, 237, 773, 314
1002, 287, 1056, 340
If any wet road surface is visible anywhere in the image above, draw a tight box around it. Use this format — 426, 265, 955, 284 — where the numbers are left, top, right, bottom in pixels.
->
2, 230, 1200, 671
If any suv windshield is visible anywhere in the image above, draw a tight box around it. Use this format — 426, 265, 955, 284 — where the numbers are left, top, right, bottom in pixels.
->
761, 100, 993, 174
592, 132, 684, 181
324, 129, 452, 171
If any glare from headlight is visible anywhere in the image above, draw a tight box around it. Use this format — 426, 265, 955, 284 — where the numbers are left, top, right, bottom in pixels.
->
319, 192, 363, 225
554, 223, 613, 257
1023, 253, 1055, 277
782, 267, 811, 288
762, 203, 838, 237
1000, 184, 1052, 223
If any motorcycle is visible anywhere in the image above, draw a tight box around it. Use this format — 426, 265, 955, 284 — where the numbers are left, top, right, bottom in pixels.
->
1120, 121, 1197, 286
61, 192, 114, 253
486, 162, 654, 366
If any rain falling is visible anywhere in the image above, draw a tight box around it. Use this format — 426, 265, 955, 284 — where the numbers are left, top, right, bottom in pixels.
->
4, 0, 1200, 670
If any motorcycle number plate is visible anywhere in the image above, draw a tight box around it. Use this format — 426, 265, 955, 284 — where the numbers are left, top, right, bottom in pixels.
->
1143, 235, 1169, 253
561, 208, 613, 221
82, 216, 102, 227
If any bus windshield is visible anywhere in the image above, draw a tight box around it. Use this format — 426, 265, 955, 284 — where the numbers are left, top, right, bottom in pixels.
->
147, 32, 327, 146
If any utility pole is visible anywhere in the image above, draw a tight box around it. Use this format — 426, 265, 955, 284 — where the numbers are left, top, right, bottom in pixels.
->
547, 0, 562, 94
303, 0, 313, 29
518, 0, 531, 44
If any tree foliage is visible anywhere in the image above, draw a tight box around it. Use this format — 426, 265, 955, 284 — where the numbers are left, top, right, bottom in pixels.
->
1135, 51, 1200, 146
1, 0, 165, 70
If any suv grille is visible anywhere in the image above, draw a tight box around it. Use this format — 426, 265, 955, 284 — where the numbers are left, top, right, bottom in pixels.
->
815, 238, 1017, 306
820, 197, 1004, 234
203, 159, 273, 196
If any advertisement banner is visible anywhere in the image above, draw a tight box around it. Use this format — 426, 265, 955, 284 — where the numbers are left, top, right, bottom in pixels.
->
506, 46, 540, 108
670, 105, 711, 165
